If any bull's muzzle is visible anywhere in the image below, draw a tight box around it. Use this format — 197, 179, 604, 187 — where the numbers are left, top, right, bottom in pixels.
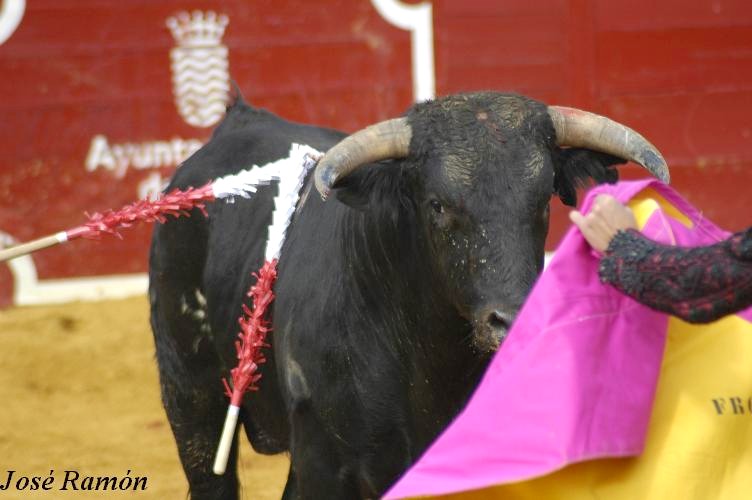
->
473, 306, 517, 352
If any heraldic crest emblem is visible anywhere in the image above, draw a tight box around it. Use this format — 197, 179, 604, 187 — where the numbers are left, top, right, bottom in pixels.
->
166, 10, 230, 128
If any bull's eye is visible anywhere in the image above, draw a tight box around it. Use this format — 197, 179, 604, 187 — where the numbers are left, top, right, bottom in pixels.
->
429, 199, 444, 214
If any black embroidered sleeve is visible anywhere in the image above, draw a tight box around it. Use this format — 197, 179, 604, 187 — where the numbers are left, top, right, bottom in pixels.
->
598, 226, 752, 324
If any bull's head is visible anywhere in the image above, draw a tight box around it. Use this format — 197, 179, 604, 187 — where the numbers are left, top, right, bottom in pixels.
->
314, 93, 668, 352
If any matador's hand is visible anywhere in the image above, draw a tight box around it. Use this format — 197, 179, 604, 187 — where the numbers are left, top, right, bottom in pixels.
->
569, 194, 638, 253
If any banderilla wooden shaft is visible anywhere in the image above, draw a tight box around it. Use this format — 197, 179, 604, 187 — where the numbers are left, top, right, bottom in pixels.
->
0, 232, 68, 262
213, 404, 240, 475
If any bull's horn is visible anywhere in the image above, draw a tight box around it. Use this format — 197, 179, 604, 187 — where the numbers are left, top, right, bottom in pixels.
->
547, 106, 670, 183
314, 118, 412, 199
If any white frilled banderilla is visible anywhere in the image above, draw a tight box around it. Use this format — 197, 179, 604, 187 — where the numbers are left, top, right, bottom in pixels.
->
0, 144, 322, 476
0, 144, 320, 263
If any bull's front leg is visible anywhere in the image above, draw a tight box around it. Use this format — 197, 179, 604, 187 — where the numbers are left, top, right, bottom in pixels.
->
280, 463, 298, 500
284, 384, 412, 498
287, 399, 414, 499
287, 397, 363, 499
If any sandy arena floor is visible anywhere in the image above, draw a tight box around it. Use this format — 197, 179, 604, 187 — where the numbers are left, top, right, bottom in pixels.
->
0, 296, 288, 499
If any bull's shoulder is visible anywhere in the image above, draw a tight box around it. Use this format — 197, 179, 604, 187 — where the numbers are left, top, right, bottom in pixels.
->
168, 102, 345, 190
216, 100, 346, 147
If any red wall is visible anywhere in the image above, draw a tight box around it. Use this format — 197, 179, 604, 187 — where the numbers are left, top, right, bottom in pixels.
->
1, 0, 750, 306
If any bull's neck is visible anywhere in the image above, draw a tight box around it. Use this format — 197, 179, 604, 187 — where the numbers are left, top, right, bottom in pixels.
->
338, 202, 451, 340
337, 202, 485, 431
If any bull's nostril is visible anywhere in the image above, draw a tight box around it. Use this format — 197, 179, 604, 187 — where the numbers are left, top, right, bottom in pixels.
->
487, 310, 511, 332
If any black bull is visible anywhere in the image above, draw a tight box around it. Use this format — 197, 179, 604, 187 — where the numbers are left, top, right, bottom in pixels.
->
149, 92, 668, 499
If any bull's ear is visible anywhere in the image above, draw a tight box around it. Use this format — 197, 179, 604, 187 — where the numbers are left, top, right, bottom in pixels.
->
333, 161, 403, 211
333, 167, 372, 210
552, 148, 624, 206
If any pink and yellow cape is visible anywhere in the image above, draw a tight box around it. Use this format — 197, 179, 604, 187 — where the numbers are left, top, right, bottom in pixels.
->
386, 180, 752, 500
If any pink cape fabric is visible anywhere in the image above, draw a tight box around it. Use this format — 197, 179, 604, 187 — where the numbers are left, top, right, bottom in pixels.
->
385, 179, 745, 499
